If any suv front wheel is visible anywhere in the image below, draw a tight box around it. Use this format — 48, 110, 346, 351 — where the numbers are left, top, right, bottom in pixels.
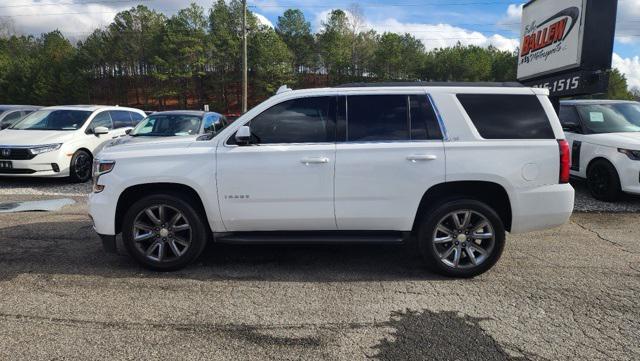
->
417, 199, 505, 278
122, 194, 208, 271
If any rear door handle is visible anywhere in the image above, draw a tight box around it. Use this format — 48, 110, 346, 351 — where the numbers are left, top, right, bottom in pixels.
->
407, 154, 438, 162
301, 157, 330, 165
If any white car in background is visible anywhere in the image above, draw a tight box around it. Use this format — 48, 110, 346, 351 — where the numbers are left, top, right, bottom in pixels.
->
0, 105, 145, 182
559, 100, 640, 201
0, 105, 41, 129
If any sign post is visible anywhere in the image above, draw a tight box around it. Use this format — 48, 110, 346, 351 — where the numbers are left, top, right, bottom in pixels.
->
517, 0, 618, 110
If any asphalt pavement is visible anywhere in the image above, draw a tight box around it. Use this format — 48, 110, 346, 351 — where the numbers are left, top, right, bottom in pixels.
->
0, 179, 638, 360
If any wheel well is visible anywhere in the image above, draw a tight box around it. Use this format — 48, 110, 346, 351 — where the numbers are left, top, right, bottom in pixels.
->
115, 183, 208, 234
76, 148, 93, 158
587, 157, 615, 173
413, 181, 512, 232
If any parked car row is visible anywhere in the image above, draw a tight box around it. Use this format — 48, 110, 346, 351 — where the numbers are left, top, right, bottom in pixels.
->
0, 105, 227, 182
1, 87, 638, 277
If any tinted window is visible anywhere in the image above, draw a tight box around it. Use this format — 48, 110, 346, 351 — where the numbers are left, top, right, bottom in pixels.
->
109, 111, 133, 128
89, 112, 113, 130
246, 97, 335, 144
559, 106, 581, 131
410, 95, 443, 140
457, 94, 555, 139
130, 112, 144, 124
203, 114, 221, 133
347, 95, 409, 141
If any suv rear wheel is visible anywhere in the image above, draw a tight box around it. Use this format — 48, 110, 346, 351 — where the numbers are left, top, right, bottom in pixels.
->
122, 194, 208, 271
417, 199, 505, 278
586, 159, 621, 202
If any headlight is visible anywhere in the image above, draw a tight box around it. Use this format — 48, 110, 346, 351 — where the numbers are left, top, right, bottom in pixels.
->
29, 143, 62, 155
92, 159, 116, 193
618, 148, 640, 161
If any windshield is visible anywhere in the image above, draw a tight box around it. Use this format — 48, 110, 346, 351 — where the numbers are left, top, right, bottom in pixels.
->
11, 109, 92, 131
576, 104, 640, 134
130, 114, 202, 136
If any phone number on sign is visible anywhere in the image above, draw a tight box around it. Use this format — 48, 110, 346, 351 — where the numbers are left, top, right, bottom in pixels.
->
531, 76, 581, 93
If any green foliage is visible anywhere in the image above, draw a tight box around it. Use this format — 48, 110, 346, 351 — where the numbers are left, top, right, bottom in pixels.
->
605, 69, 634, 100
0, 4, 629, 111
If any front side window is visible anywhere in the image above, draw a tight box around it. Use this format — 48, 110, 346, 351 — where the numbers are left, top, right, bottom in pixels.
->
11, 110, 93, 131
130, 114, 202, 137
457, 94, 555, 139
575, 104, 640, 134
243, 96, 336, 144
89, 112, 113, 131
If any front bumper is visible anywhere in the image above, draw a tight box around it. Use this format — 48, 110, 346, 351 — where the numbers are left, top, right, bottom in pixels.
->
616, 154, 640, 195
0, 150, 71, 177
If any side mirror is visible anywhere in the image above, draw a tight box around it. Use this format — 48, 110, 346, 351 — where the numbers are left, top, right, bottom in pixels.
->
0, 123, 10, 130
94, 126, 109, 135
125, 129, 132, 135
235, 125, 252, 145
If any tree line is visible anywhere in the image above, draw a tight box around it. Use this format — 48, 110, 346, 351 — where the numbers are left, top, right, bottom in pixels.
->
0, 1, 636, 112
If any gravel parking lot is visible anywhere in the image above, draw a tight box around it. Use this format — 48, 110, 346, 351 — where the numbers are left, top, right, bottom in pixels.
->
0, 179, 639, 360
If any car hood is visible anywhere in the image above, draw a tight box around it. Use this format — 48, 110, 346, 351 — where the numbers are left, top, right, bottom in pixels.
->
0, 129, 76, 146
99, 135, 198, 157
587, 132, 640, 149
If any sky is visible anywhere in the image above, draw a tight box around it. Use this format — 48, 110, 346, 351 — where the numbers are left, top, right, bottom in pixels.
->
1, 0, 639, 90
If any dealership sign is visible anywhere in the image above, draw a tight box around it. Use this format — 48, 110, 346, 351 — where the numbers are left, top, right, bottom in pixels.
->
517, 0, 618, 97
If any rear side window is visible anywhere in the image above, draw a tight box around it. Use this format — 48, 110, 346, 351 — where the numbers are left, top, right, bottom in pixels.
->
130, 112, 144, 124
346, 94, 442, 142
109, 111, 133, 128
347, 95, 408, 141
457, 94, 555, 139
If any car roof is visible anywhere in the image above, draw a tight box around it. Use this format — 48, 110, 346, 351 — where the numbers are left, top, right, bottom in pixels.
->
561, 99, 639, 106
0, 105, 41, 111
150, 110, 206, 116
336, 81, 525, 88
41, 105, 144, 112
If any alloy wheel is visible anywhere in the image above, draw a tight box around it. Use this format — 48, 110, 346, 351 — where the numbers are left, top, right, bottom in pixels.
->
132, 205, 193, 263
74, 153, 92, 180
432, 210, 496, 269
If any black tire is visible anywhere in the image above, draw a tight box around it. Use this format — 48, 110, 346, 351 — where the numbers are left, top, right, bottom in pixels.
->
417, 199, 505, 278
122, 193, 208, 271
69, 149, 93, 183
587, 159, 621, 202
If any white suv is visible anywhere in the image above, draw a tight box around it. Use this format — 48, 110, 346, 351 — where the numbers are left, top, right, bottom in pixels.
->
559, 100, 640, 201
0, 105, 145, 182
89, 83, 574, 277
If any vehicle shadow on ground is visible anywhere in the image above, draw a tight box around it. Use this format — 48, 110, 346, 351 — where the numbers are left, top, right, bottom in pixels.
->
0, 220, 449, 282
371, 309, 536, 361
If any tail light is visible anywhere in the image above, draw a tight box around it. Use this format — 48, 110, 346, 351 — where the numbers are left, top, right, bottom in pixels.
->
558, 139, 570, 184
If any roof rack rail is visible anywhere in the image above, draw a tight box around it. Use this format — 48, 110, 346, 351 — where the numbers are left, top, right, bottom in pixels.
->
335, 81, 525, 88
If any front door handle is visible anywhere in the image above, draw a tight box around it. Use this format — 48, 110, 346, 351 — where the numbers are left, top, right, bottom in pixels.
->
407, 154, 438, 162
301, 157, 330, 165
